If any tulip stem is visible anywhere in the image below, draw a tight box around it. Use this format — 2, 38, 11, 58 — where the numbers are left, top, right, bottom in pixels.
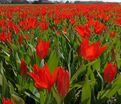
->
39, 90, 45, 104
85, 60, 98, 67
60, 98, 64, 104
44, 91, 51, 104
20, 76, 24, 93
68, 48, 72, 77
97, 70, 104, 90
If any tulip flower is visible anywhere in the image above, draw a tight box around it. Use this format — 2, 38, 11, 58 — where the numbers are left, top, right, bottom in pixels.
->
41, 17, 46, 22
57, 67, 70, 97
18, 35, 24, 45
20, 59, 27, 77
36, 39, 50, 59
54, 19, 59, 25
25, 34, 29, 41
40, 22, 49, 31
70, 19, 76, 25
109, 31, 116, 38
8, 21, 20, 33
0, 19, 5, 27
104, 63, 117, 83
78, 39, 108, 61
0, 32, 11, 43
94, 22, 107, 35
2, 97, 12, 104
27, 17, 38, 29
28, 64, 59, 91
18, 17, 38, 30
113, 17, 121, 26
75, 24, 91, 39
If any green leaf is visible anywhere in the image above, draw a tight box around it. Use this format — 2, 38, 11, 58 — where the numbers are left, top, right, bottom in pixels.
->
87, 66, 95, 81
28, 43, 36, 52
25, 55, 31, 64
106, 86, 119, 98
11, 43, 18, 51
69, 83, 82, 91
12, 94, 25, 104
47, 50, 59, 74
52, 88, 61, 104
8, 81, 15, 94
0, 62, 10, 97
106, 75, 121, 99
0, 74, 2, 86
87, 66, 96, 88
24, 91, 39, 103
16, 52, 20, 64
39, 90, 46, 104
71, 65, 86, 83
2, 74, 10, 97
116, 58, 121, 69
118, 88, 121, 96
97, 75, 121, 100
81, 77, 91, 104
92, 58, 100, 71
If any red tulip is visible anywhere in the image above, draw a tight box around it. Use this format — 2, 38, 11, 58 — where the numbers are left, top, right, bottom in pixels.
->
27, 17, 38, 29
78, 39, 108, 61
102, 15, 110, 21
41, 17, 46, 22
28, 64, 59, 91
25, 34, 29, 41
0, 19, 5, 26
57, 67, 70, 97
113, 17, 121, 26
87, 19, 95, 27
75, 24, 91, 39
20, 59, 27, 77
104, 63, 117, 83
8, 21, 20, 34
40, 22, 49, 31
54, 19, 59, 25
0, 32, 11, 43
36, 39, 50, 59
18, 35, 24, 45
51, 26, 55, 31
109, 31, 116, 38
94, 22, 107, 35
70, 19, 76, 25
18, 17, 38, 30
2, 97, 12, 104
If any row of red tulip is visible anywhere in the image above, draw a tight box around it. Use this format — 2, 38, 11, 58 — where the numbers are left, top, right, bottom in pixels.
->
0, 4, 120, 104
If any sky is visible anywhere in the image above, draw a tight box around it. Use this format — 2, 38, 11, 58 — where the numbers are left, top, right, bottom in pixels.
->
27, 0, 121, 2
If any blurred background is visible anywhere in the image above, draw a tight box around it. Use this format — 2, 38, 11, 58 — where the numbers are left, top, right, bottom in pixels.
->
0, 0, 121, 4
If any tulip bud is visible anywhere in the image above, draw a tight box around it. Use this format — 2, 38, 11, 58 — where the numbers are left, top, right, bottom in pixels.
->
104, 63, 117, 83
20, 59, 27, 77
36, 39, 50, 59
57, 67, 70, 97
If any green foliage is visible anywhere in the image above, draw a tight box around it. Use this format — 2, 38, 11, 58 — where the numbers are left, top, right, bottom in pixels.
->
81, 77, 91, 104
0, 4, 121, 104
48, 50, 59, 74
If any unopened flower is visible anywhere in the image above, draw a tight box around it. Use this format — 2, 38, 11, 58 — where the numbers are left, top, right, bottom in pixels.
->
20, 59, 27, 77
36, 39, 50, 59
57, 67, 70, 97
104, 63, 117, 83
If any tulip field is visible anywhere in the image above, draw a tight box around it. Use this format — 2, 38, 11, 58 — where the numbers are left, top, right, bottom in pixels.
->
0, 4, 121, 104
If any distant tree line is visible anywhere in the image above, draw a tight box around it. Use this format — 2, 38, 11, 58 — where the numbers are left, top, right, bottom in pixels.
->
0, 0, 120, 4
